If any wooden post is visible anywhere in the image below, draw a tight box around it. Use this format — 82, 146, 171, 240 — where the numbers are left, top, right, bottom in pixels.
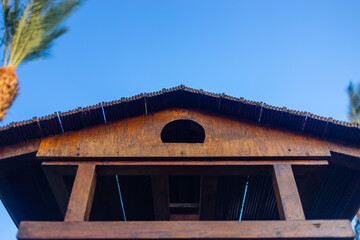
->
199, 176, 218, 220
272, 164, 305, 220
151, 175, 170, 220
64, 164, 97, 222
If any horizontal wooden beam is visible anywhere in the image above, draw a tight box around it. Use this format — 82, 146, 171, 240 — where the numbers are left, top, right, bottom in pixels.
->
0, 139, 40, 159
42, 160, 329, 166
42, 160, 328, 176
17, 220, 354, 239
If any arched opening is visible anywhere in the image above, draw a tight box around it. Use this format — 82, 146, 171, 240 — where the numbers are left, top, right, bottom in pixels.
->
161, 120, 205, 143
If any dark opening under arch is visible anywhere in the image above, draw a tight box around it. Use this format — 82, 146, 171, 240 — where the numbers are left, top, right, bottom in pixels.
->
161, 120, 205, 143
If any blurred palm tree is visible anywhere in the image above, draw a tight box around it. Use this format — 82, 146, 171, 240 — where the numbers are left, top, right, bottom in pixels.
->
348, 82, 360, 240
355, 215, 360, 240
0, 0, 81, 121
348, 82, 360, 124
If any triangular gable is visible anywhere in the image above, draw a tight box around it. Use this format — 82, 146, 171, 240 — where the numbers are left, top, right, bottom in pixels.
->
37, 108, 330, 158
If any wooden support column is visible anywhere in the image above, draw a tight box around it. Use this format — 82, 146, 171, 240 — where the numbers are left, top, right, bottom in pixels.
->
199, 176, 218, 220
151, 175, 170, 220
64, 164, 97, 222
272, 164, 305, 220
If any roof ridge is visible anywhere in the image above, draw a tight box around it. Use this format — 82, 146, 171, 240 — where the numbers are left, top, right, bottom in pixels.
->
0, 85, 358, 147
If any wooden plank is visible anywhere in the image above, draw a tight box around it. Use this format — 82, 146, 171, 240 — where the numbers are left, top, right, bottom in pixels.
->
327, 140, 360, 159
0, 139, 40, 159
151, 175, 170, 220
169, 203, 199, 208
42, 160, 329, 166
64, 164, 96, 221
36, 109, 331, 158
272, 164, 305, 220
17, 220, 354, 239
42, 167, 69, 217
199, 176, 218, 220
170, 214, 199, 220
42, 160, 328, 176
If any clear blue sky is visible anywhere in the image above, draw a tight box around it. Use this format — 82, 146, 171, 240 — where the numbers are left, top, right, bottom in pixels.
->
1, 1, 360, 239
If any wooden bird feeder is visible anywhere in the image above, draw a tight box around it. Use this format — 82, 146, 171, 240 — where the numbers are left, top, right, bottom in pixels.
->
0, 86, 359, 239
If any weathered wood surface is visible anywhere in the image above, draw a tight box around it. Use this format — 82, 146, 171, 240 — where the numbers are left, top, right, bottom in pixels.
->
42, 160, 328, 176
327, 140, 360, 159
170, 214, 199, 220
0, 139, 40, 159
64, 164, 96, 221
17, 220, 354, 239
37, 109, 330, 158
272, 164, 305, 220
42, 160, 329, 166
151, 175, 170, 220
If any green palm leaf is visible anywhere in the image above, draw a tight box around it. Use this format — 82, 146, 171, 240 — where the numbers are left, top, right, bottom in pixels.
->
1, 0, 81, 68
348, 82, 360, 124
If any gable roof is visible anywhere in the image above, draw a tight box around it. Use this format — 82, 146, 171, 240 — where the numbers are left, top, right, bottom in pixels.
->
1, 85, 359, 147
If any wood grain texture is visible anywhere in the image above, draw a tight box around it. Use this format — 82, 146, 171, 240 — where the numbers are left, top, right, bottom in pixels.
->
64, 164, 96, 221
37, 109, 330, 158
0, 139, 40, 159
170, 214, 199, 220
17, 220, 354, 239
272, 164, 305, 220
327, 140, 360, 158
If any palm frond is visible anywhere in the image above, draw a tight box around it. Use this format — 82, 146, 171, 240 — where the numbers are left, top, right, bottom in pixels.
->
347, 82, 360, 124
2, 0, 81, 67
8, 1, 31, 66
24, 26, 67, 61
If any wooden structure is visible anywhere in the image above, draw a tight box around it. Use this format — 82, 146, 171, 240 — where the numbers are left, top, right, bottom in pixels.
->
0, 86, 359, 239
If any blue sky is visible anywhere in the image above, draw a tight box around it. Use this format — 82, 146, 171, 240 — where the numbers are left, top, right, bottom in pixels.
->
1, 1, 360, 239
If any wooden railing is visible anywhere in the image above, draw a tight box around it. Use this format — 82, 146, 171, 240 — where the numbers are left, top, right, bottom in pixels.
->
17, 160, 354, 240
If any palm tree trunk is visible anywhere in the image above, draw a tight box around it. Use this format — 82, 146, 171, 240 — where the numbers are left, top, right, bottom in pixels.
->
0, 65, 18, 121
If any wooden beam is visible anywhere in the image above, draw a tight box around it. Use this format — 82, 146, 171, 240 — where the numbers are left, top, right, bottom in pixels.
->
42, 167, 69, 217
327, 140, 360, 159
0, 139, 40, 159
170, 214, 199, 220
64, 164, 96, 221
42, 160, 329, 166
17, 220, 354, 239
199, 176, 218, 220
272, 164, 305, 220
151, 175, 170, 220
42, 160, 328, 176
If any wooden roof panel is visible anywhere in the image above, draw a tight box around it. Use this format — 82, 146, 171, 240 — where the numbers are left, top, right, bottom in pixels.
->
36, 108, 330, 159
1, 85, 360, 147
